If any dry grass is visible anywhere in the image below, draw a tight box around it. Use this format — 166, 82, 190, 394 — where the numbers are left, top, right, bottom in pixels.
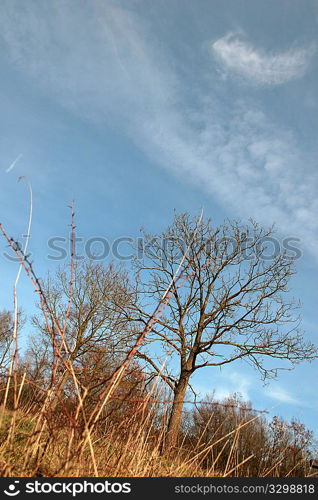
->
0, 405, 221, 477
0, 397, 316, 477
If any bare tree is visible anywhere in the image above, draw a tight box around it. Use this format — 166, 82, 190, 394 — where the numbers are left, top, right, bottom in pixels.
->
32, 260, 140, 395
134, 213, 317, 450
0, 309, 25, 369
0, 310, 14, 368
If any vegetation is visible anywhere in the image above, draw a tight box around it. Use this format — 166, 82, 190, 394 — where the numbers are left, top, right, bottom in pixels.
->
0, 209, 317, 477
135, 214, 316, 450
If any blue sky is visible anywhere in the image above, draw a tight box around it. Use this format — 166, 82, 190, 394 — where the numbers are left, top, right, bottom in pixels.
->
0, 0, 317, 434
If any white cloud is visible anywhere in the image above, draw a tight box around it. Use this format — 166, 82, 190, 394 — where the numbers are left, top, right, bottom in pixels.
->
139, 101, 318, 257
0, 0, 175, 126
264, 385, 300, 405
211, 32, 315, 86
194, 371, 253, 401
1, 1, 318, 257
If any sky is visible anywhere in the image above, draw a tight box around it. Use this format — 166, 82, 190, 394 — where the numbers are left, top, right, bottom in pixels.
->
0, 0, 317, 435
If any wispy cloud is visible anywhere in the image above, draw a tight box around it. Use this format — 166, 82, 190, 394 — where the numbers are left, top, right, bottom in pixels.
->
194, 371, 253, 401
140, 101, 318, 250
264, 385, 300, 405
211, 32, 315, 86
1, 1, 318, 257
5, 153, 22, 173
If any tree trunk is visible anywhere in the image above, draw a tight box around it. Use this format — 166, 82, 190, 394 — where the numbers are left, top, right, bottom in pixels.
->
164, 372, 190, 453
